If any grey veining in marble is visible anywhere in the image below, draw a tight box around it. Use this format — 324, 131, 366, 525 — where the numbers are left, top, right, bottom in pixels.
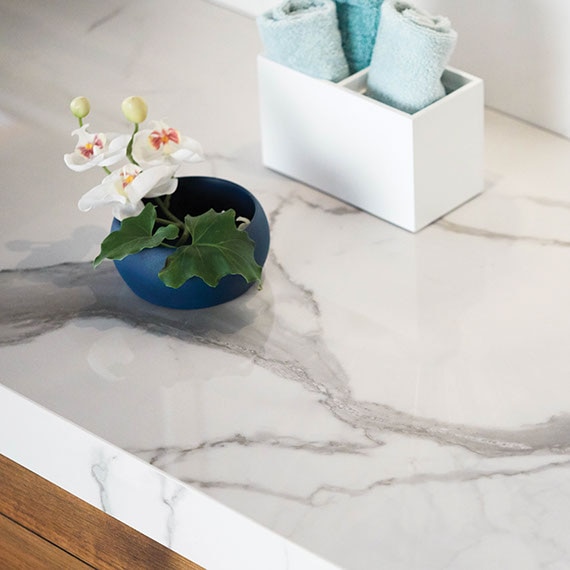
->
3, 257, 570, 462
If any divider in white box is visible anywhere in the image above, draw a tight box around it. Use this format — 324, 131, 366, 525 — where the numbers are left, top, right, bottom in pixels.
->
257, 55, 484, 232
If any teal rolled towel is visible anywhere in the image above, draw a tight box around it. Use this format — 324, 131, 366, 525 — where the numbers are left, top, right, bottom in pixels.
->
335, 0, 383, 73
367, 1, 458, 113
257, 0, 350, 82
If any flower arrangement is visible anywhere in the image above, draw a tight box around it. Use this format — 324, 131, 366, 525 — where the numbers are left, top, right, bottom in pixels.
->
64, 96, 262, 290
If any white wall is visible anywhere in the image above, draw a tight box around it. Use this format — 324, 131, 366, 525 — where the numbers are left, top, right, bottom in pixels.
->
227, 0, 570, 139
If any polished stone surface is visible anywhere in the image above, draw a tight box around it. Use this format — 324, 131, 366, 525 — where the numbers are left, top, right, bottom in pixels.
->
1, 1, 570, 569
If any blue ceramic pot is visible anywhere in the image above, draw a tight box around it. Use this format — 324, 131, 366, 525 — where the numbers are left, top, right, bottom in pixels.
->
111, 176, 270, 309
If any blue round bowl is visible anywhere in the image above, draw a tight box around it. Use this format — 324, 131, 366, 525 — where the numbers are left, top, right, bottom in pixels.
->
111, 176, 270, 309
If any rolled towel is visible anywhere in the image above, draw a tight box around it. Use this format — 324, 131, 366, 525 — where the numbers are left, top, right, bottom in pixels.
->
257, 0, 349, 82
334, 0, 383, 73
367, 1, 457, 113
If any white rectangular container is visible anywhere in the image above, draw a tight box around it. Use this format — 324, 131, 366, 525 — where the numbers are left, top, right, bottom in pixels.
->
258, 55, 484, 232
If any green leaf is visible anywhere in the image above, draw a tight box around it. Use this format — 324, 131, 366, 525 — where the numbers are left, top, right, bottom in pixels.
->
158, 209, 262, 288
93, 203, 179, 267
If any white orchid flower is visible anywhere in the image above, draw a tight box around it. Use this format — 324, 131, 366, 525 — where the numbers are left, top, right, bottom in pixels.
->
132, 120, 203, 168
78, 163, 178, 221
64, 124, 129, 172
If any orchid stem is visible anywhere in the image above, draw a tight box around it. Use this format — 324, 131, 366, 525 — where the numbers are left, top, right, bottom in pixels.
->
154, 197, 183, 226
176, 227, 190, 247
126, 123, 140, 165
153, 197, 191, 246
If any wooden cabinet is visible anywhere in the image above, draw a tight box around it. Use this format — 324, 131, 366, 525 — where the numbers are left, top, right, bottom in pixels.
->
0, 454, 203, 569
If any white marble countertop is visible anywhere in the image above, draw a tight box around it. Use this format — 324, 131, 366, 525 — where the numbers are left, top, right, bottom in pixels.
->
2, 1, 570, 569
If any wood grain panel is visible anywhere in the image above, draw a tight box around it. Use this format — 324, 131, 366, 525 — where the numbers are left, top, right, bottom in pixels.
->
0, 512, 93, 569
0, 454, 204, 569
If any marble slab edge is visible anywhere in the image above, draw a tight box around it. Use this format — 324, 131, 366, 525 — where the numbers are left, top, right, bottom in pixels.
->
0, 384, 339, 570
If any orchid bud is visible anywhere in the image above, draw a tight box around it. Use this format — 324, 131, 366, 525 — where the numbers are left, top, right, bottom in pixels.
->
70, 96, 90, 119
121, 96, 148, 124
